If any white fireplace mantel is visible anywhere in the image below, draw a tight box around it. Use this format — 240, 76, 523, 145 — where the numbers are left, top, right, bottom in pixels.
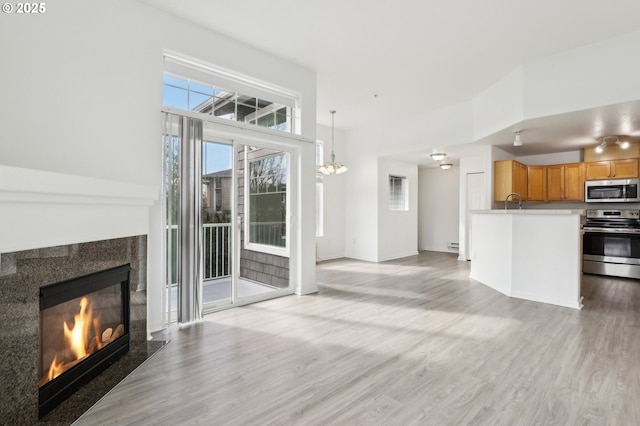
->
0, 165, 158, 206
0, 165, 159, 254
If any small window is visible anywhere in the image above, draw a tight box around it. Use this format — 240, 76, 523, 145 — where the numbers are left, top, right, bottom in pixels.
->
389, 175, 408, 211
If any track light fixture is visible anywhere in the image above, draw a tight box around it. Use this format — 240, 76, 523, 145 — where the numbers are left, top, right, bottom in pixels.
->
595, 136, 629, 154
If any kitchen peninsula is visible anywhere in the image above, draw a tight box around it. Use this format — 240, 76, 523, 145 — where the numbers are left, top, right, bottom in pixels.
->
470, 209, 583, 309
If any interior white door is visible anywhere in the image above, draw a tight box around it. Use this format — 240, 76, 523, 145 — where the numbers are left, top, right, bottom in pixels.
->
466, 172, 485, 261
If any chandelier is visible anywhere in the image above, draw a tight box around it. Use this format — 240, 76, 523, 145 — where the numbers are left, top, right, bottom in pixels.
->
318, 110, 348, 175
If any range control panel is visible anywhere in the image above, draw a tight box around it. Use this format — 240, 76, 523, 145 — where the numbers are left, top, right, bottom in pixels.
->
586, 210, 640, 219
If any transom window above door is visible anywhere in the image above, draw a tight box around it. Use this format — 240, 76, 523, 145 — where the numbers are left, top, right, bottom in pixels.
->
162, 54, 299, 134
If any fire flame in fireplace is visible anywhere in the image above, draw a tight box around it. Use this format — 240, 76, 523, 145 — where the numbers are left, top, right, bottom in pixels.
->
39, 296, 124, 387
45, 356, 65, 385
65, 297, 93, 360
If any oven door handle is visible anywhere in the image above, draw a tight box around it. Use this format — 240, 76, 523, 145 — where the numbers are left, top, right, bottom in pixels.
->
582, 227, 640, 234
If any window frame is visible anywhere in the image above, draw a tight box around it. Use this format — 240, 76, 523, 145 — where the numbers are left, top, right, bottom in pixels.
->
315, 140, 324, 237
244, 149, 291, 257
315, 140, 324, 167
389, 175, 408, 211
163, 53, 300, 135
316, 175, 324, 237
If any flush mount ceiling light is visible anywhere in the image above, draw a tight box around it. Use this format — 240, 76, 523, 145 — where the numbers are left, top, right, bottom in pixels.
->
430, 152, 446, 161
513, 130, 523, 147
318, 110, 348, 175
439, 162, 453, 170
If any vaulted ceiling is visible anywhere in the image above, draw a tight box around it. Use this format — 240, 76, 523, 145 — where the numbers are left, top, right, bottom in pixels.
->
140, 0, 640, 159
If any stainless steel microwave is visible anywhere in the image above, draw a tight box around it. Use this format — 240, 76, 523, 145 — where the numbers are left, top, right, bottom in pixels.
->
585, 178, 640, 203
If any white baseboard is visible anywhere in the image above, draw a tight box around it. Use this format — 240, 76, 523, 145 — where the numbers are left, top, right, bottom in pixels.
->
510, 290, 582, 310
315, 254, 345, 263
377, 250, 420, 262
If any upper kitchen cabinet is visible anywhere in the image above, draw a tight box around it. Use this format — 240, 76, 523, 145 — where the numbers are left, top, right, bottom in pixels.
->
494, 160, 527, 201
585, 159, 639, 180
584, 140, 640, 180
548, 163, 585, 201
527, 165, 547, 201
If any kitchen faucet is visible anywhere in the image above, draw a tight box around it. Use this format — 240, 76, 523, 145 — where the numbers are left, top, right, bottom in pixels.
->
504, 192, 523, 210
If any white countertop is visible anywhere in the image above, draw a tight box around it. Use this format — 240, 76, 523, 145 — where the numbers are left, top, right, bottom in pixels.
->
472, 209, 585, 215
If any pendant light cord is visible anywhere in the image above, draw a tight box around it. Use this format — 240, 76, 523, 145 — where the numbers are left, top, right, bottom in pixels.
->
330, 110, 336, 162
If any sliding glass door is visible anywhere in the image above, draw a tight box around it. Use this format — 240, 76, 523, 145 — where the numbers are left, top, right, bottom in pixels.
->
163, 112, 295, 323
202, 141, 233, 310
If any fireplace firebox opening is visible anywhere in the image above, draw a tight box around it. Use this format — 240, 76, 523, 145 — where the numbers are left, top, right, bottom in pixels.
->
38, 264, 131, 418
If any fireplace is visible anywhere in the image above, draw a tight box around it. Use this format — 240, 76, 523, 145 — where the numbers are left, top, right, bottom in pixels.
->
38, 264, 131, 418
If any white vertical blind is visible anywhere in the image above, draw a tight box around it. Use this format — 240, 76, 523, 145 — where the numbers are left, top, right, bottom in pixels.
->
178, 116, 204, 324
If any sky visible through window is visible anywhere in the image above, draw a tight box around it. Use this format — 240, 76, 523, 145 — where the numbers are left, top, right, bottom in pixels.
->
203, 142, 232, 174
164, 76, 231, 174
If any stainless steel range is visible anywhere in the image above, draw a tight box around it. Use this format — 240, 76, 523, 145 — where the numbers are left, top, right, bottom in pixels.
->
583, 209, 640, 279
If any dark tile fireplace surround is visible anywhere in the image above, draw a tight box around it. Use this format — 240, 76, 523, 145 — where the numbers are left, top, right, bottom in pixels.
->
0, 236, 164, 425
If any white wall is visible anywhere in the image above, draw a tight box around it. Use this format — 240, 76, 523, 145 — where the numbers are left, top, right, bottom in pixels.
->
0, 0, 159, 184
315, 124, 346, 261
344, 150, 379, 262
418, 167, 460, 253
344, 102, 474, 263
473, 66, 525, 141
472, 30, 640, 138
0, 0, 317, 333
524, 30, 640, 119
377, 158, 419, 261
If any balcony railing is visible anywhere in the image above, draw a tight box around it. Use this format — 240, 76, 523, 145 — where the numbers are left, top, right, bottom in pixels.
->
166, 223, 231, 284
166, 221, 285, 284
203, 223, 231, 279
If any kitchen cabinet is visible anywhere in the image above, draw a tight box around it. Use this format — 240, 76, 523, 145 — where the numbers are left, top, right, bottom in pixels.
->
494, 160, 527, 201
585, 159, 639, 180
527, 166, 547, 201
547, 162, 585, 201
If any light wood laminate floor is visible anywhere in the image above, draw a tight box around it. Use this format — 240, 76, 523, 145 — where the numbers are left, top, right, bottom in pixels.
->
76, 251, 640, 425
